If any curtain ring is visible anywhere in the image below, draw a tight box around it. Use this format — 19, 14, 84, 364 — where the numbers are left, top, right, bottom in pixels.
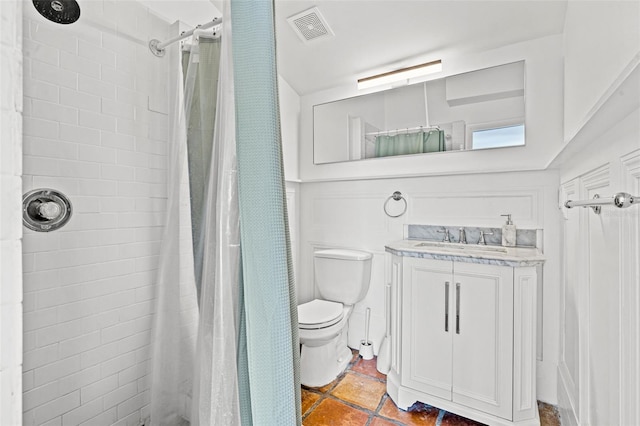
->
384, 191, 407, 218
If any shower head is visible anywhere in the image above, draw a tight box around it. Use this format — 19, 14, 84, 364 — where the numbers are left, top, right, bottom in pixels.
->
32, 0, 81, 25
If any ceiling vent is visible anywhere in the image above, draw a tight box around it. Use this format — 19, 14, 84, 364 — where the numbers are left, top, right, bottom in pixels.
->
287, 7, 334, 43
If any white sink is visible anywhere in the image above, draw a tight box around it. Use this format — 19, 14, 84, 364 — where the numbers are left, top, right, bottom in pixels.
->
386, 239, 544, 265
414, 241, 508, 254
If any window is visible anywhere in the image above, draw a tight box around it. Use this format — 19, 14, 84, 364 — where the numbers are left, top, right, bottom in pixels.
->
470, 123, 525, 150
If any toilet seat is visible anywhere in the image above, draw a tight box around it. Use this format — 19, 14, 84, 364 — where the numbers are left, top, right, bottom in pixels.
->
298, 299, 344, 329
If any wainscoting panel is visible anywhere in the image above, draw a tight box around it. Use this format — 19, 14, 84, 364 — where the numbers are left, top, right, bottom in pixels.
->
582, 165, 620, 426
409, 189, 541, 229
558, 109, 640, 425
310, 193, 390, 237
620, 149, 640, 426
558, 179, 580, 421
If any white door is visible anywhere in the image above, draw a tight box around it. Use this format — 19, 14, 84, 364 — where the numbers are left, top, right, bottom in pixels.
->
402, 258, 454, 400
452, 262, 514, 420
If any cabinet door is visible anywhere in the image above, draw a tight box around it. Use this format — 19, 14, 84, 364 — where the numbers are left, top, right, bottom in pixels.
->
402, 258, 454, 400
452, 262, 513, 420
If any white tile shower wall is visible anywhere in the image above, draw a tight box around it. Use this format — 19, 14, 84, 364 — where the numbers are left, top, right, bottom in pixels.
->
1, 0, 24, 424
21, 2, 171, 425
298, 169, 562, 403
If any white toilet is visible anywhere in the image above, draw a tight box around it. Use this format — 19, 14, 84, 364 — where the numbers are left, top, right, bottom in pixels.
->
297, 249, 372, 387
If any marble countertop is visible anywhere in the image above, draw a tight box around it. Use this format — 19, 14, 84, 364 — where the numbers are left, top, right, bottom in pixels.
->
385, 239, 546, 267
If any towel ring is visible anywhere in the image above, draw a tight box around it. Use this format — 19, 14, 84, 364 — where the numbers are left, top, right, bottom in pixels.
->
384, 191, 407, 218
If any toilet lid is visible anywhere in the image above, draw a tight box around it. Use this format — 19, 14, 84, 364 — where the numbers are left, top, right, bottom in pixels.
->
298, 299, 344, 329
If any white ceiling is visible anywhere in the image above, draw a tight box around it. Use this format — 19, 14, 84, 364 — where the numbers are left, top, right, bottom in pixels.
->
143, 0, 568, 95
140, 0, 220, 27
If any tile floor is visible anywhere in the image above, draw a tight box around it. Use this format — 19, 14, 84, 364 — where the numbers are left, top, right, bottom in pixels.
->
301, 351, 561, 426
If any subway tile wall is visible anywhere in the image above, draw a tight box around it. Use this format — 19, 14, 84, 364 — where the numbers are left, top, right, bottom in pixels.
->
1, 0, 24, 424
21, 2, 171, 425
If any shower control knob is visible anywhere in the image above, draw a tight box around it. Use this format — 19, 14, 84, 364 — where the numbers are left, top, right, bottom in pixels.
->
37, 201, 62, 220
23, 189, 73, 232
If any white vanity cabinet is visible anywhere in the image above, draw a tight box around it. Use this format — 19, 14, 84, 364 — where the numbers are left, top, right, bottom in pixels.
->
386, 245, 542, 426
402, 257, 514, 418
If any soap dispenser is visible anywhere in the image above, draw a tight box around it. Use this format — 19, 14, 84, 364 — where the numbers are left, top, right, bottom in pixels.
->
500, 214, 517, 247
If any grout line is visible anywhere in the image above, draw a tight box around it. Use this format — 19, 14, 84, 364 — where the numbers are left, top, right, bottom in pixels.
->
348, 369, 387, 384
372, 394, 409, 426
374, 393, 388, 414
325, 394, 379, 416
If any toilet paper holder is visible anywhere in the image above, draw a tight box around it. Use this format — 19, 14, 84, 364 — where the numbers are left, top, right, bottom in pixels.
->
23, 188, 72, 232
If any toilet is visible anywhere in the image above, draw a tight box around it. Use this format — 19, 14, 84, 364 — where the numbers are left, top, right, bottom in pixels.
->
297, 249, 372, 387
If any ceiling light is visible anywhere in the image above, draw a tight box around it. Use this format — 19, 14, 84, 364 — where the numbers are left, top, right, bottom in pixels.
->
357, 60, 442, 90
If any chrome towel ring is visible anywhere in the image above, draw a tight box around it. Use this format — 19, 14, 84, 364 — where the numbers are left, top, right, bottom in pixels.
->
384, 191, 407, 218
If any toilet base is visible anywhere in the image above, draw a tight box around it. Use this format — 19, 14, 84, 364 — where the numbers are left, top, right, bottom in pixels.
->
300, 336, 352, 388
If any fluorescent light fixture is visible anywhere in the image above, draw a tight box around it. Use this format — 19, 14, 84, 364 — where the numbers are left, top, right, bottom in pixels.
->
357, 59, 442, 90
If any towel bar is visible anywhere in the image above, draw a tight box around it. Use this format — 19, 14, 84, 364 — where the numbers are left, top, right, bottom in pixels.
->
564, 192, 637, 215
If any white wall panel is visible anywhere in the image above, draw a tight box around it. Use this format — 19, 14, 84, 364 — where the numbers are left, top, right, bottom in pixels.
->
409, 189, 540, 228
279, 77, 300, 181
310, 193, 390, 240
558, 98, 640, 425
619, 149, 640, 426
583, 166, 620, 426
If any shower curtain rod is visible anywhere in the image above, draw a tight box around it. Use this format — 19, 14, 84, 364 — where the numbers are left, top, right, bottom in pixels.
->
149, 17, 223, 57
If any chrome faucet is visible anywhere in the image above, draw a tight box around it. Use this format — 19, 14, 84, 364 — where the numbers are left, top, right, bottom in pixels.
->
477, 231, 494, 245
438, 228, 451, 242
458, 227, 467, 244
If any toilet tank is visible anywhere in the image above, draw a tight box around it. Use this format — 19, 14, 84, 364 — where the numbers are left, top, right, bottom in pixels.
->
314, 249, 372, 305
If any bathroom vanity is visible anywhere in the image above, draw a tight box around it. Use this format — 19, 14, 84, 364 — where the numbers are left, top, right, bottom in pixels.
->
385, 240, 545, 426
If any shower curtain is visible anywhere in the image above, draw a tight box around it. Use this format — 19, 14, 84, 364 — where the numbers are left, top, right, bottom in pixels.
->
150, 1, 300, 425
182, 36, 221, 299
374, 129, 445, 157
375, 132, 424, 157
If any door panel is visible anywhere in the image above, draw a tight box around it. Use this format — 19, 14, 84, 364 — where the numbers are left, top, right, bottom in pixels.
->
402, 258, 453, 400
452, 262, 513, 420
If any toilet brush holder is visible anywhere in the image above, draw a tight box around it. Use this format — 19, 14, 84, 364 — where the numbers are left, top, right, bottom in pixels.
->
360, 307, 374, 360
359, 341, 374, 360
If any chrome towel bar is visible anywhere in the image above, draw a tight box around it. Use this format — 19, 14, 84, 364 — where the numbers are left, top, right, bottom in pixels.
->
564, 192, 637, 215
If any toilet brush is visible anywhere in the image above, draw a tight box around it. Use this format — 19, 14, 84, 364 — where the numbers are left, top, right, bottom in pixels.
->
360, 307, 374, 360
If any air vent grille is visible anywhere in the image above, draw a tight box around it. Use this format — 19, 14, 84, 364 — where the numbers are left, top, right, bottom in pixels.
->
287, 7, 334, 43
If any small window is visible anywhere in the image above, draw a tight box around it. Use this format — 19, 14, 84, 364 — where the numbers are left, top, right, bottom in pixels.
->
471, 124, 525, 150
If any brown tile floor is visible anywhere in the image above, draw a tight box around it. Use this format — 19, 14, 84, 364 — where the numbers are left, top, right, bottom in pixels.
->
301, 351, 561, 426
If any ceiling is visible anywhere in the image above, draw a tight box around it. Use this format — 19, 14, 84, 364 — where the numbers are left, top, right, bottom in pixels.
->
143, 0, 568, 95
140, 1, 220, 28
